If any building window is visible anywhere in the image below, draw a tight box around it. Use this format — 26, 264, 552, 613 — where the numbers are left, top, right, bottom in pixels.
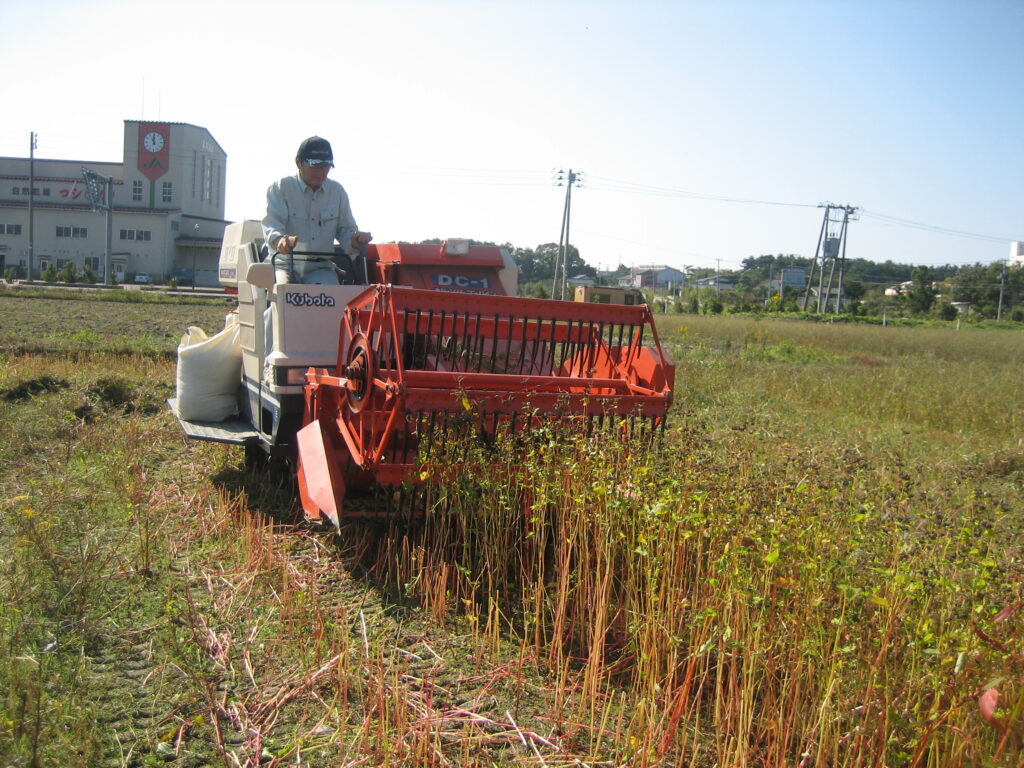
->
206, 157, 215, 202
119, 229, 152, 242
2, 224, 22, 235
161, 181, 173, 203
132, 180, 143, 202
43, 188, 51, 197
84, 257, 100, 271
56, 226, 88, 239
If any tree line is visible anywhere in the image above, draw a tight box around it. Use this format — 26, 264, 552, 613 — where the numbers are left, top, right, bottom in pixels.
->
416, 240, 1023, 321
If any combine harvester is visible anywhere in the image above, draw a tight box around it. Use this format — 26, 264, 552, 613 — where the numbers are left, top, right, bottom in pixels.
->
170, 221, 675, 525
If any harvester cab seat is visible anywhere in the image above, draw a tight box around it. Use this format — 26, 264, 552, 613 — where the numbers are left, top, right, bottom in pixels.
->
330, 248, 361, 286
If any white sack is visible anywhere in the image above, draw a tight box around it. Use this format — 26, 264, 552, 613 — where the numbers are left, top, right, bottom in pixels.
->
174, 313, 242, 421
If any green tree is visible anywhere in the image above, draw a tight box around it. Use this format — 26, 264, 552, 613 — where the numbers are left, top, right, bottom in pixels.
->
42, 263, 58, 282
844, 280, 866, 303
950, 262, 1023, 318
903, 267, 937, 315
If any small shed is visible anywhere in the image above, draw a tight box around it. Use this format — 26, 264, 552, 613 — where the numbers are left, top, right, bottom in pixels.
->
574, 285, 644, 306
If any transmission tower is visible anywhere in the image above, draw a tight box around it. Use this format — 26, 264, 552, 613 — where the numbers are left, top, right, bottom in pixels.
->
551, 169, 585, 300
802, 203, 859, 312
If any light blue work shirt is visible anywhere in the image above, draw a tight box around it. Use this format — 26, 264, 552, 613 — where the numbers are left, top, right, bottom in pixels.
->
262, 174, 358, 282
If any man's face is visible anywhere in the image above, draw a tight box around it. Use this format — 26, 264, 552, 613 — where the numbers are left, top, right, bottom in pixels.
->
297, 159, 333, 190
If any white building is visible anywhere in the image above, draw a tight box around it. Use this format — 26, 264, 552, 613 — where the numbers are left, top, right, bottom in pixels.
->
617, 264, 687, 289
767, 267, 806, 292
1011, 241, 1024, 269
0, 120, 228, 285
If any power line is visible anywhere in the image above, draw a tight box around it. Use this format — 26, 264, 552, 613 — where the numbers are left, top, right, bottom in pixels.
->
859, 209, 1017, 244
584, 174, 816, 209
581, 174, 1018, 247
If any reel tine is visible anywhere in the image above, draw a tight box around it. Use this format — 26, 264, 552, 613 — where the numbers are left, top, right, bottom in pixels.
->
434, 309, 445, 366
458, 311, 468, 374
525, 315, 538, 375
515, 314, 528, 375
488, 313, 500, 373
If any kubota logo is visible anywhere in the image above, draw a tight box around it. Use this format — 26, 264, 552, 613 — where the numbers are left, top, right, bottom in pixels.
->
285, 292, 336, 307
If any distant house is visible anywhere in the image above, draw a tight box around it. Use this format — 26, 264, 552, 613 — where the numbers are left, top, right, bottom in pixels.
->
618, 265, 686, 289
808, 286, 851, 311
767, 267, 806, 292
694, 275, 738, 291
885, 280, 943, 297
885, 281, 913, 297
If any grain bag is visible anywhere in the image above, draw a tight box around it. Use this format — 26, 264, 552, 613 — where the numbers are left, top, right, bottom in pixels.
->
174, 313, 242, 421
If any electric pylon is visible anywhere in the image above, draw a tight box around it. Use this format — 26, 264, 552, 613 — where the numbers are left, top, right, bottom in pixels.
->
802, 203, 859, 312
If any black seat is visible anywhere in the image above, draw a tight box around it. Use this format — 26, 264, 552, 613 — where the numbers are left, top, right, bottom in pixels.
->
331, 248, 359, 285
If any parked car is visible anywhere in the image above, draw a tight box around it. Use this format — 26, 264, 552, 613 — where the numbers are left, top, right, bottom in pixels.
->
133, 272, 153, 284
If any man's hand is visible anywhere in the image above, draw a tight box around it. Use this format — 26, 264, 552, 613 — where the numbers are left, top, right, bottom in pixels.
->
275, 235, 298, 254
352, 231, 373, 248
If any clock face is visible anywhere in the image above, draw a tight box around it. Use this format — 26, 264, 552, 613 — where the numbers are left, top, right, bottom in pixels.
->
143, 131, 164, 153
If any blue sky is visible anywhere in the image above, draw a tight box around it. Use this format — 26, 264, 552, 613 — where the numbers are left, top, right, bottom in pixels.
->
1, 0, 1021, 272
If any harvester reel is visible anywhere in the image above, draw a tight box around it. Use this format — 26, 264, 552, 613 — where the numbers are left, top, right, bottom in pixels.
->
296, 283, 675, 526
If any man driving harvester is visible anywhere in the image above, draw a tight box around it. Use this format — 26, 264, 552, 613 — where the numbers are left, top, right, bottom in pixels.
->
262, 135, 373, 285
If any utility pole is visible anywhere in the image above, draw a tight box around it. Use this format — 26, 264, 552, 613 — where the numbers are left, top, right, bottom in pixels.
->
28, 132, 37, 281
192, 223, 200, 291
551, 169, 584, 300
997, 264, 1007, 322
